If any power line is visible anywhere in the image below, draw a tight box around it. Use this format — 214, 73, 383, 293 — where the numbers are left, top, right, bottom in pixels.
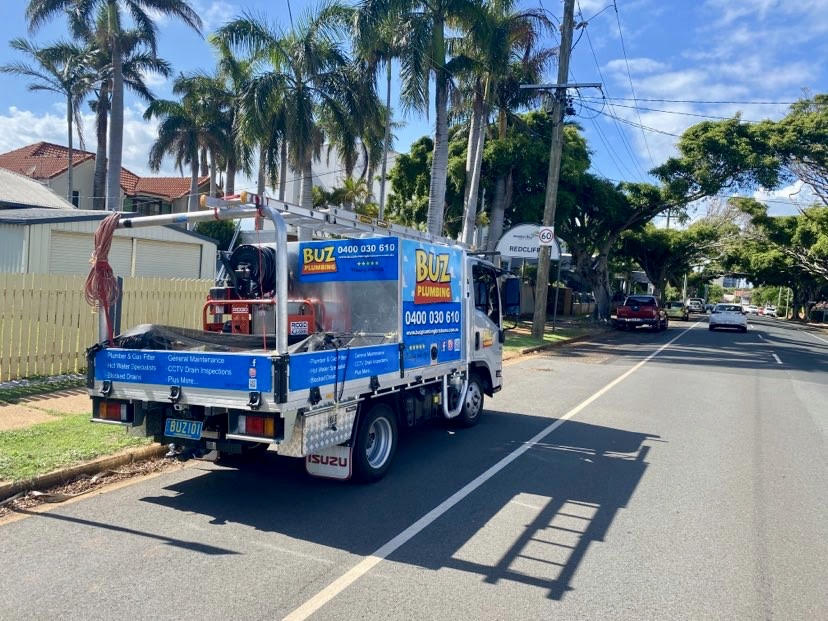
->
579, 97, 764, 122
577, 0, 648, 179
592, 96, 815, 106
613, 0, 655, 166
581, 103, 682, 136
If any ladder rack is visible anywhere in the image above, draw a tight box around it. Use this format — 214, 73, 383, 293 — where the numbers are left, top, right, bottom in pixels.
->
208, 194, 465, 248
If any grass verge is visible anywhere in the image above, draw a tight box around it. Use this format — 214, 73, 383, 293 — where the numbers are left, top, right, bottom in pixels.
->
0, 413, 150, 482
0, 377, 85, 404
503, 326, 587, 355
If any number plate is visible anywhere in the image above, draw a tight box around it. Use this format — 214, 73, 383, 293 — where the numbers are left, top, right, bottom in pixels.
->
164, 418, 203, 440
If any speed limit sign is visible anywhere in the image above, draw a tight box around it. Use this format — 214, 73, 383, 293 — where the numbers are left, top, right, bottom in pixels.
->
538, 226, 555, 246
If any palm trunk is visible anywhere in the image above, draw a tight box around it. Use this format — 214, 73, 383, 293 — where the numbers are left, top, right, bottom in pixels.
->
93, 82, 109, 211
426, 19, 448, 237
257, 143, 266, 197
487, 175, 506, 251
462, 93, 487, 246
463, 84, 482, 208
209, 148, 217, 197
106, 34, 124, 212
200, 147, 208, 177
378, 60, 393, 219
278, 139, 287, 201
225, 153, 236, 196
300, 157, 313, 210
66, 94, 74, 205
188, 157, 199, 230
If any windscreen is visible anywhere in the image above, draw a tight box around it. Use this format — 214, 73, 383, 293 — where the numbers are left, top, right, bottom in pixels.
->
626, 296, 656, 306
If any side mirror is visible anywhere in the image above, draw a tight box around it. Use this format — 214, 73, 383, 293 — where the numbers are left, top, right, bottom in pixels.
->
502, 276, 521, 317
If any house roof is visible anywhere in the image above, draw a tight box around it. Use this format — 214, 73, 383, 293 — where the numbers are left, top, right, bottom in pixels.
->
133, 176, 210, 200
0, 141, 158, 195
0, 207, 216, 245
0, 168, 76, 210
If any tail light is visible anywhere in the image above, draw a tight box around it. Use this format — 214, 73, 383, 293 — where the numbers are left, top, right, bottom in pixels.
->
235, 414, 275, 438
93, 399, 134, 423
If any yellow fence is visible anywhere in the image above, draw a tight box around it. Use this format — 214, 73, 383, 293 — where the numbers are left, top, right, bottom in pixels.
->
0, 273, 212, 381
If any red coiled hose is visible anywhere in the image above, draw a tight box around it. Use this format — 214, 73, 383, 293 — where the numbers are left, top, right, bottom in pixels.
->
85, 212, 121, 343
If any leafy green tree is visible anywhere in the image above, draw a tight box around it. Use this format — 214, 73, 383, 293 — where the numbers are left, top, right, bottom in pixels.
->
27, 0, 202, 211
195, 220, 235, 250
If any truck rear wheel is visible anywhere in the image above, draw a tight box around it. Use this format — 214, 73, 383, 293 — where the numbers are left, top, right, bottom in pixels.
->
353, 403, 398, 482
455, 374, 484, 427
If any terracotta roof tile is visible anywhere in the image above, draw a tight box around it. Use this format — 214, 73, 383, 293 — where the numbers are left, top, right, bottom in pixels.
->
133, 176, 210, 200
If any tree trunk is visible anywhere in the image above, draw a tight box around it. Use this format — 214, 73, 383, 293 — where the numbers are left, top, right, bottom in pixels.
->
257, 143, 266, 197
93, 82, 109, 211
300, 157, 313, 210
200, 147, 208, 177
66, 94, 74, 205
463, 85, 482, 208
188, 156, 199, 230
426, 19, 448, 237
462, 88, 485, 246
225, 153, 236, 196
278, 139, 287, 201
487, 174, 506, 251
209, 148, 217, 197
589, 248, 613, 319
105, 34, 124, 212
378, 59, 393, 219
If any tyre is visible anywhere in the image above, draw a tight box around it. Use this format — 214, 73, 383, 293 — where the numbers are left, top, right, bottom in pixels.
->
455, 374, 484, 428
662, 318, 669, 331
740, 326, 747, 333
353, 403, 398, 482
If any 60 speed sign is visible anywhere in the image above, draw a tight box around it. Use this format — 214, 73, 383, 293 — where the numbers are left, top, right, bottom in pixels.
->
538, 226, 555, 246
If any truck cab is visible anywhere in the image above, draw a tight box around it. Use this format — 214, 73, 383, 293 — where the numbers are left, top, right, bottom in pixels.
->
468, 257, 504, 395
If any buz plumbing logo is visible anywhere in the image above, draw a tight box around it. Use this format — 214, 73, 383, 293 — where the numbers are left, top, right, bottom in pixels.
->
414, 249, 452, 304
301, 245, 337, 275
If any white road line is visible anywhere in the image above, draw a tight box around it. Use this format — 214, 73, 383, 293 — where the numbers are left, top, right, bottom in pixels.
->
806, 330, 828, 345
281, 321, 703, 621
772, 352, 783, 365
757, 333, 764, 340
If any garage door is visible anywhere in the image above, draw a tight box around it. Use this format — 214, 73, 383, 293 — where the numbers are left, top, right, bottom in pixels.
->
49, 232, 132, 276
134, 239, 201, 278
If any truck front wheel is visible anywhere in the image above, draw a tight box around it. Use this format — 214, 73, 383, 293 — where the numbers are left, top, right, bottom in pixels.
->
353, 403, 398, 482
455, 374, 484, 428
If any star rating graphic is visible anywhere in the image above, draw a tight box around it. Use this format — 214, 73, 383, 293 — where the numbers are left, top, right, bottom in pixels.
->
356, 260, 380, 267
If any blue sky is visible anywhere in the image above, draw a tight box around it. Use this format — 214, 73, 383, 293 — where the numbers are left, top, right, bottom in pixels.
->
0, 0, 825, 215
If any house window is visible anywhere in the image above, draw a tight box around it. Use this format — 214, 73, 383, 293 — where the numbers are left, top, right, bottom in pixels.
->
71, 190, 79, 207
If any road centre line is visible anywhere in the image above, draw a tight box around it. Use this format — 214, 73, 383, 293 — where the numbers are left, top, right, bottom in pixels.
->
805, 330, 828, 345
772, 352, 783, 365
281, 321, 704, 621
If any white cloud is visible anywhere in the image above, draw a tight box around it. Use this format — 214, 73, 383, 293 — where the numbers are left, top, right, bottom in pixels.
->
604, 57, 667, 75
139, 68, 168, 90
192, 1, 239, 32
0, 103, 172, 179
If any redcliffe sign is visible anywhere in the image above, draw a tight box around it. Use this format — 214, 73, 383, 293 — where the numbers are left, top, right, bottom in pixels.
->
495, 224, 560, 260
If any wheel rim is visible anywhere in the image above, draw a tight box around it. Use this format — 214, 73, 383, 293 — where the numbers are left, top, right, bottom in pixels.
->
365, 416, 393, 469
465, 381, 483, 420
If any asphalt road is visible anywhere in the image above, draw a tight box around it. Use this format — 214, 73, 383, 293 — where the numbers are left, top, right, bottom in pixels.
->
1, 316, 826, 620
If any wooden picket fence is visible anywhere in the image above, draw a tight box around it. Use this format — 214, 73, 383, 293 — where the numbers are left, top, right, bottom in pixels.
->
0, 273, 212, 382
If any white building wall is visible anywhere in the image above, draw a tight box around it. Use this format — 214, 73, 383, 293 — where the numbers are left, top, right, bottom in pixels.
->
44, 161, 126, 210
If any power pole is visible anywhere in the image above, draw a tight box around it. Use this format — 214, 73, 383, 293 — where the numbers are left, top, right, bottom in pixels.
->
526, 0, 592, 339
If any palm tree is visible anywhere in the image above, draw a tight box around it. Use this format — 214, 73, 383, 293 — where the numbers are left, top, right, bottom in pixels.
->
1, 39, 94, 204
456, 0, 553, 245
359, 0, 484, 236
353, 13, 404, 218
172, 73, 232, 198
215, 2, 363, 211
26, 0, 202, 211
144, 96, 203, 223
71, 9, 171, 210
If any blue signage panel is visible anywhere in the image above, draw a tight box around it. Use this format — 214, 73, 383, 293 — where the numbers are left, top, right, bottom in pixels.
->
401, 240, 464, 368
289, 343, 400, 391
298, 237, 398, 282
95, 349, 272, 392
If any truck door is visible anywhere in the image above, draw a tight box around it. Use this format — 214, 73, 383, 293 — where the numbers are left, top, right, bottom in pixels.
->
470, 260, 503, 390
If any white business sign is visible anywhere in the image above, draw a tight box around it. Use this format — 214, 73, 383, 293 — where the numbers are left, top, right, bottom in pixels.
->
496, 224, 560, 260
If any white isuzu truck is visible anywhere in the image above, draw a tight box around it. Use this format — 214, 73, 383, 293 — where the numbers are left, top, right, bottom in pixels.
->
87, 195, 518, 481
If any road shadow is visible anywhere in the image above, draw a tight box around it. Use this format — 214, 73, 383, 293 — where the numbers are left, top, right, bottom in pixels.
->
140, 410, 658, 600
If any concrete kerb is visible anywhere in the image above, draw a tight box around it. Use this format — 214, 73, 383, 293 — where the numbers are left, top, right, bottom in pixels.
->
506, 327, 612, 360
0, 443, 167, 502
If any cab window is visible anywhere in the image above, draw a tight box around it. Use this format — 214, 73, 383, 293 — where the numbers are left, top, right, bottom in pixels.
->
473, 263, 500, 324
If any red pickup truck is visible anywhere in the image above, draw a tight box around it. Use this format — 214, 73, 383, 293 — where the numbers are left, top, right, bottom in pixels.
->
613, 295, 668, 331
